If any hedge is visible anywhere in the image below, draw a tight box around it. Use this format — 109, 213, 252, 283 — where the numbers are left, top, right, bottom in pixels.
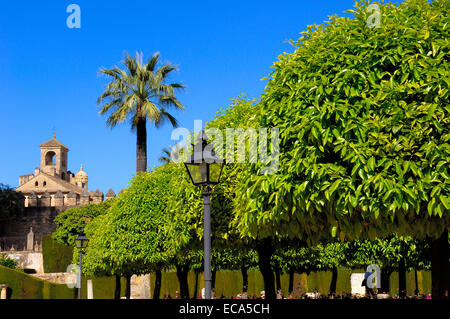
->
150, 269, 431, 298
42, 234, 73, 273
79, 276, 127, 299
0, 265, 74, 299
0, 264, 431, 299
0, 265, 129, 299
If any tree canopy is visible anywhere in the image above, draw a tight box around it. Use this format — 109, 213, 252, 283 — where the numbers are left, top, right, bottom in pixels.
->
52, 199, 115, 246
0, 184, 24, 218
233, 0, 449, 244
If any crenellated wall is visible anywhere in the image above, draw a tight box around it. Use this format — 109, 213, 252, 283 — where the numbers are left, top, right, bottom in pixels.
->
23, 190, 105, 208
0, 190, 116, 255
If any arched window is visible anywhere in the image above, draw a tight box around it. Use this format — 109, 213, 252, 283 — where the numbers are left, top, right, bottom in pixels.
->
43, 181, 47, 187
35, 181, 38, 187
45, 151, 56, 166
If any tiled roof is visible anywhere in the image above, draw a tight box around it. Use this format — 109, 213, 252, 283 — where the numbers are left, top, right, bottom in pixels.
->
40, 138, 69, 150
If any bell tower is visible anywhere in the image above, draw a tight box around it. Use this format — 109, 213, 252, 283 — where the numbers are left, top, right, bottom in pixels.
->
40, 134, 69, 179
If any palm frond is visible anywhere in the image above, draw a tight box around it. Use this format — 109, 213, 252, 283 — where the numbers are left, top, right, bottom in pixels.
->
146, 52, 160, 72
97, 51, 185, 131
154, 108, 179, 128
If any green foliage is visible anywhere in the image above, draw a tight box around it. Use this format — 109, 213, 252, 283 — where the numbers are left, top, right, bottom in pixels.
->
52, 199, 115, 246
42, 234, 73, 273
234, 0, 450, 244
82, 164, 194, 276
205, 95, 260, 243
212, 249, 258, 271
0, 184, 24, 218
0, 253, 18, 269
273, 241, 345, 274
343, 235, 431, 272
168, 95, 262, 271
0, 265, 74, 299
97, 51, 185, 129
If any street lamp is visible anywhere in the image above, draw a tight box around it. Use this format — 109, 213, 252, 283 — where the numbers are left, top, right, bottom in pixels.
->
75, 229, 89, 299
184, 130, 224, 299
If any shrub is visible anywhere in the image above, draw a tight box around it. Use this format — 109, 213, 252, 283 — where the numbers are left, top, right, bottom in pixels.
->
42, 234, 73, 273
0, 265, 74, 299
0, 253, 18, 269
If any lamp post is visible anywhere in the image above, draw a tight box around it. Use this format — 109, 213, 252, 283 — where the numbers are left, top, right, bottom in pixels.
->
75, 229, 89, 299
184, 130, 224, 299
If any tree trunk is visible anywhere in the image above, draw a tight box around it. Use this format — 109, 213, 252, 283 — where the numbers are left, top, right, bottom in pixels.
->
380, 269, 391, 294
288, 269, 294, 295
275, 267, 282, 295
430, 229, 449, 299
329, 267, 338, 296
114, 275, 121, 299
125, 274, 131, 299
193, 270, 199, 299
176, 265, 190, 299
212, 269, 217, 290
398, 257, 407, 298
414, 269, 419, 296
256, 237, 276, 300
153, 269, 162, 299
241, 267, 248, 293
136, 116, 147, 173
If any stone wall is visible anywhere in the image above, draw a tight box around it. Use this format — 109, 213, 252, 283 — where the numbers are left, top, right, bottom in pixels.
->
0, 206, 67, 250
32, 272, 75, 285
4, 252, 44, 273
23, 190, 105, 208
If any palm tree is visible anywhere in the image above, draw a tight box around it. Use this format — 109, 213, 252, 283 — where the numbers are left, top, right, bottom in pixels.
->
158, 144, 185, 165
97, 52, 185, 173
158, 147, 172, 165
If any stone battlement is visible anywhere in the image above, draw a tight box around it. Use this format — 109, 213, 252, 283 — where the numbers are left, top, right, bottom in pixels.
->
22, 189, 113, 208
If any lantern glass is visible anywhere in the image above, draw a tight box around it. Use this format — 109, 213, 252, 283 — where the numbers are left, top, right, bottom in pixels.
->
208, 162, 224, 184
75, 232, 89, 250
185, 163, 205, 185
184, 130, 225, 186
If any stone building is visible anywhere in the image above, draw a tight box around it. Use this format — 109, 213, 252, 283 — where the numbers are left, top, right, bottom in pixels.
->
16, 135, 105, 207
0, 136, 115, 256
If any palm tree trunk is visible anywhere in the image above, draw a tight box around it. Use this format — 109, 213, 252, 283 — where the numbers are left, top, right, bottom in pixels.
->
136, 116, 147, 173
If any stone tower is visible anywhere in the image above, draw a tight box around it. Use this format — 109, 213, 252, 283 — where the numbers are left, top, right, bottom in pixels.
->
39, 134, 69, 181
75, 164, 88, 190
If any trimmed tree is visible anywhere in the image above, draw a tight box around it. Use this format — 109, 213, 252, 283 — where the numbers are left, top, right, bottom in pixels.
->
234, 0, 449, 298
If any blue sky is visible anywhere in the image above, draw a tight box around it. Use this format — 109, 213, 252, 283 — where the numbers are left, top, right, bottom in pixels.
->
0, 0, 358, 193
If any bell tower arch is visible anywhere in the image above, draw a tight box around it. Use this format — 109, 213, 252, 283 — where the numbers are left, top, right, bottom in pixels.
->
40, 134, 69, 179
